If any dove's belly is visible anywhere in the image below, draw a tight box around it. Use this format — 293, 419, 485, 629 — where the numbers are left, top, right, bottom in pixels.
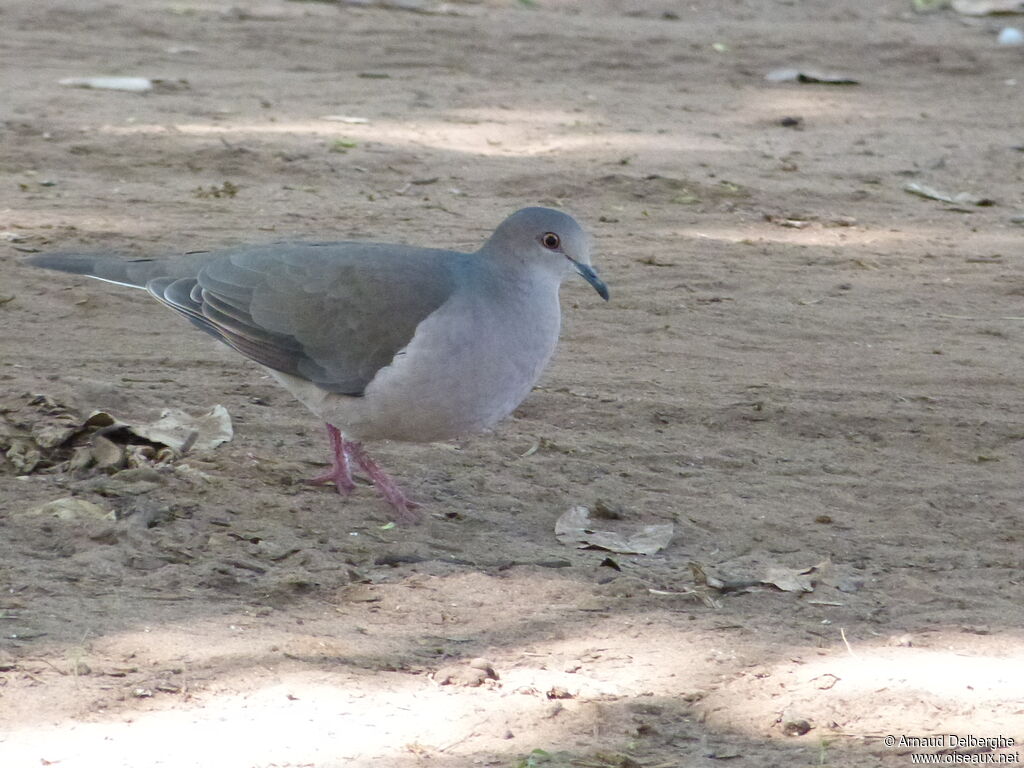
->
268, 283, 563, 443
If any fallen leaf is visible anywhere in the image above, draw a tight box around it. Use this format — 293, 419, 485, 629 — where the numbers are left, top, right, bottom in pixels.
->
58, 77, 153, 92
762, 566, 815, 593
904, 181, 995, 206
320, 115, 370, 123
554, 506, 673, 555
952, 0, 1024, 14
4, 437, 42, 473
913, 0, 951, 12
91, 434, 125, 469
120, 405, 233, 452
28, 497, 114, 522
1, 394, 232, 476
695, 554, 841, 594
814, 560, 865, 593
765, 68, 859, 85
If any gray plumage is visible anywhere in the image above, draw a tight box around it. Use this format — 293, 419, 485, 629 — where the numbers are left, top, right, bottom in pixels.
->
26, 207, 608, 518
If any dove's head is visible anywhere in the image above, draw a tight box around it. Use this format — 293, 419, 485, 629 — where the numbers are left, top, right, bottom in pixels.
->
482, 207, 609, 301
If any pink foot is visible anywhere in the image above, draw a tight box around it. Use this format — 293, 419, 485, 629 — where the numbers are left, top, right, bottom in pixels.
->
346, 440, 422, 525
308, 424, 421, 524
307, 424, 356, 494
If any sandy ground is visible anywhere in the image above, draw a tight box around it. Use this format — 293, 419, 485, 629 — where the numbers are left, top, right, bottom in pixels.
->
2, 0, 1023, 766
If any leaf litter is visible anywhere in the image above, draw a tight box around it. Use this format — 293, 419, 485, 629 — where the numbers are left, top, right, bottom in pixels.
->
903, 181, 995, 207
689, 554, 864, 597
951, 0, 1024, 15
0, 393, 232, 475
765, 68, 860, 85
554, 505, 674, 555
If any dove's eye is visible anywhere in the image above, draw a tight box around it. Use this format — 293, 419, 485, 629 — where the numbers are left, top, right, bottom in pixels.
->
541, 232, 561, 250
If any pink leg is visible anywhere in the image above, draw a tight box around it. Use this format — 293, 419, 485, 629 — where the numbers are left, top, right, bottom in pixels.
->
346, 441, 422, 525
307, 423, 356, 494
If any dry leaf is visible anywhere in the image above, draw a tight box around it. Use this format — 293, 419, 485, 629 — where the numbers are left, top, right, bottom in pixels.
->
904, 181, 995, 206
120, 405, 233, 452
28, 497, 114, 522
554, 506, 674, 555
762, 566, 815, 593
58, 77, 154, 92
91, 434, 125, 469
952, 0, 1024, 15
2, 394, 232, 476
765, 68, 859, 85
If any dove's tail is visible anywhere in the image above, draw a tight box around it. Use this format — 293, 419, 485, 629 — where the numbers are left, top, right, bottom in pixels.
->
26, 252, 208, 289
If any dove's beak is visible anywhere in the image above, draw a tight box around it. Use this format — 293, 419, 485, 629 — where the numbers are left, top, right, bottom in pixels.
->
570, 259, 609, 301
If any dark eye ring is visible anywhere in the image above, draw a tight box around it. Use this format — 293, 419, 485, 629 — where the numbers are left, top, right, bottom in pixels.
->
541, 232, 561, 250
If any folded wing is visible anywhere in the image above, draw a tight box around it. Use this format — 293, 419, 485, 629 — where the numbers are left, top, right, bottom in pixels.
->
147, 242, 457, 396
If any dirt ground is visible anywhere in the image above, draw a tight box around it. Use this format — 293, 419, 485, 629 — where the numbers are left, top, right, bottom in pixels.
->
2, 0, 1023, 766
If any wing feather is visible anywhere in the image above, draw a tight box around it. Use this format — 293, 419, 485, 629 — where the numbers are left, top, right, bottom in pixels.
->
146, 242, 459, 396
